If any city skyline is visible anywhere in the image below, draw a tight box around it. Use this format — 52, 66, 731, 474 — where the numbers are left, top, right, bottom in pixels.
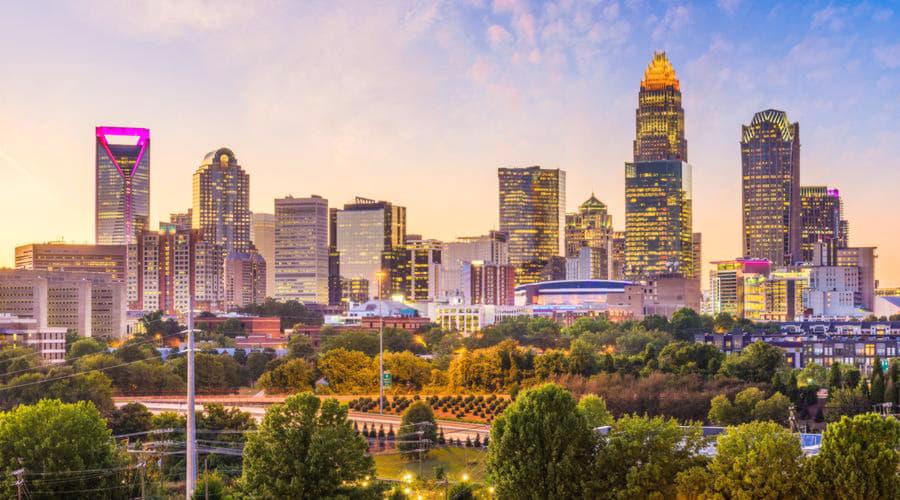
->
2, 1, 900, 286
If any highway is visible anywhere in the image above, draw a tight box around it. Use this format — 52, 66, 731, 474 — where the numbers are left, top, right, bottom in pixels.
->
115, 399, 491, 442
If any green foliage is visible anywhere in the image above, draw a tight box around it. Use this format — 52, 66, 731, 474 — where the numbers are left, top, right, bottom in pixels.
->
0, 400, 132, 498
197, 404, 256, 474
239, 393, 373, 498
382, 351, 432, 390
322, 330, 381, 356
567, 339, 599, 376
827, 361, 843, 389
486, 384, 594, 499
138, 310, 183, 340
614, 328, 672, 356
807, 413, 900, 498
257, 358, 314, 393
67, 337, 106, 360
656, 341, 723, 378
798, 362, 828, 387
0, 347, 40, 383
871, 357, 886, 404
108, 402, 153, 436
237, 298, 323, 328
77, 353, 184, 395
707, 387, 789, 426
398, 401, 438, 460
447, 482, 476, 500
286, 334, 315, 360
319, 348, 377, 393
192, 471, 232, 500
169, 352, 243, 393
1, 367, 115, 413
824, 388, 871, 422
533, 349, 570, 378
713, 312, 735, 333
590, 415, 707, 499
718, 341, 786, 383
577, 394, 613, 428
686, 421, 805, 498
245, 351, 272, 382
670, 308, 704, 341
447, 341, 532, 392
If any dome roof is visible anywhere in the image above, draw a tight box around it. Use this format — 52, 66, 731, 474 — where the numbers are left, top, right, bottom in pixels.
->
641, 51, 680, 91
201, 147, 237, 166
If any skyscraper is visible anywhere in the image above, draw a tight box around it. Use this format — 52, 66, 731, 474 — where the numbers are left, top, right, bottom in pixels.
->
741, 109, 801, 266
691, 232, 702, 281
800, 186, 848, 263
192, 148, 251, 258
224, 252, 267, 309
251, 212, 276, 298
565, 194, 613, 279
633, 52, 687, 162
329, 197, 407, 301
498, 166, 565, 285
95, 127, 150, 245
439, 231, 509, 301
405, 235, 442, 303
274, 196, 329, 304
624, 160, 693, 279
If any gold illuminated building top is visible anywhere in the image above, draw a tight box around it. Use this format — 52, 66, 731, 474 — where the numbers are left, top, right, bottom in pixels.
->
641, 51, 680, 91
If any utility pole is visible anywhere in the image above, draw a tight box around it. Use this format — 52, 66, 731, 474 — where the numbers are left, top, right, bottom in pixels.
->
186, 293, 197, 498
204, 456, 209, 500
378, 271, 385, 414
139, 461, 146, 500
11, 468, 24, 500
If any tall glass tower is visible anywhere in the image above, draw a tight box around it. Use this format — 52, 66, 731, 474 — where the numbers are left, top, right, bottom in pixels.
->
634, 52, 687, 162
741, 109, 800, 266
800, 186, 848, 263
95, 127, 150, 245
498, 166, 566, 285
192, 148, 251, 258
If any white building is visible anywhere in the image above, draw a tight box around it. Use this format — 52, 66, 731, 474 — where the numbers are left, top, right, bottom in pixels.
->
805, 266, 860, 317
432, 304, 531, 335
0, 314, 67, 364
439, 231, 509, 301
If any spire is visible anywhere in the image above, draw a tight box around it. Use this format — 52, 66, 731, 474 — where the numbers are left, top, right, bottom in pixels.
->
641, 51, 680, 91
579, 194, 607, 213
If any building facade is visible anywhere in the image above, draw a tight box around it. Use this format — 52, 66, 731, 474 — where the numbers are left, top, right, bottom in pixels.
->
405, 236, 442, 303
15, 243, 127, 282
565, 194, 613, 279
329, 197, 407, 303
800, 186, 848, 263
709, 259, 772, 317
192, 148, 251, 257
633, 52, 687, 162
741, 109, 801, 266
464, 261, 516, 306
836, 247, 877, 311
224, 252, 267, 309
251, 212, 276, 299
498, 166, 565, 286
439, 231, 509, 301
274, 196, 329, 304
0, 314, 67, 365
624, 160, 693, 279
95, 127, 150, 246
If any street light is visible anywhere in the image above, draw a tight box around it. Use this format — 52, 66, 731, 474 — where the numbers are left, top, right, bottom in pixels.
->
376, 270, 386, 414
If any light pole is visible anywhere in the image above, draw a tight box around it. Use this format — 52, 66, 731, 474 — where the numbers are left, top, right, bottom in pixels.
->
185, 295, 197, 498
377, 271, 385, 414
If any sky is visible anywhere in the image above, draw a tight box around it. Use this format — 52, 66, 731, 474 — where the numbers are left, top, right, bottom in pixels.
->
1, 0, 899, 287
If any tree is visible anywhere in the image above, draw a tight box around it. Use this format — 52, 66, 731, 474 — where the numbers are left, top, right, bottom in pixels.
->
533, 350, 570, 378
871, 357, 886, 404
447, 482, 476, 500
286, 334, 315, 360
798, 362, 828, 388
614, 328, 672, 356
591, 415, 707, 499
0, 400, 132, 498
108, 402, 153, 436
752, 391, 791, 425
319, 348, 377, 393
657, 341, 723, 378
1, 368, 116, 413
192, 471, 231, 500
245, 351, 271, 382
670, 308, 703, 341
807, 413, 900, 498
67, 337, 106, 360
398, 401, 438, 460
640, 315, 670, 333
321, 330, 381, 356
257, 358, 314, 393
685, 421, 805, 498
577, 394, 613, 428
718, 341, 785, 383
828, 361, 843, 389
713, 312, 735, 333
824, 388, 871, 422
567, 339, 599, 376
486, 384, 594, 499
239, 393, 373, 498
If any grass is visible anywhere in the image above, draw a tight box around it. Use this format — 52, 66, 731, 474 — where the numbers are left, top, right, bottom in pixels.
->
374, 447, 488, 483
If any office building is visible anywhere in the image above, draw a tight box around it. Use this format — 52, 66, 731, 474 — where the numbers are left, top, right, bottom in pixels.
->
405, 236, 442, 303
432, 304, 532, 335
624, 160, 693, 279
274, 196, 329, 304
251, 212, 276, 299
464, 261, 515, 306
95, 127, 150, 245
169, 210, 193, 231
439, 231, 509, 301
0, 314, 67, 365
691, 233, 702, 281
741, 109, 801, 266
498, 166, 565, 285
192, 148, 251, 257
743, 269, 809, 322
608, 231, 626, 281
329, 197, 407, 302
0, 269, 126, 338
15, 243, 127, 282
565, 194, 613, 279
800, 186, 848, 263
836, 247, 877, 311
224, 252, 267, 309
805, 265, 859, 317
131, 226, 223, 315
709, 259, 772, 317
633, 51, 687, 162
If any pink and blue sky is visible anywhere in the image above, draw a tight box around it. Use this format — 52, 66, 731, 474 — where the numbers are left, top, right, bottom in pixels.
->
1, 0, 899, 286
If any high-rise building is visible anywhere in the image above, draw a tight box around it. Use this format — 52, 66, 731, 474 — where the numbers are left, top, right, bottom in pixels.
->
709, 258, 772, 318
169, 210, 193, 231
329, 197, 407, 302
95, 127, 150, 245
192, 148, 251, 258
800, 186, 848, 263
743, 269, 809, 322
691, 233, 702, 281
405, 236, 442, 303
498, 166, 565, 285
836, 247, 877, 311
465, 261, 515, 305
624, 160, 693, 279
633, 52, 687, 162
608, 231, 626, 281
439, 232, 509, 301
274, 196, 329, 304
251, 212, 276, 299
224, 252, 267, 309
565, 194, 613, 279
15, 243, 127, 282
741, 109, 801, 266
132, 225, 223, 315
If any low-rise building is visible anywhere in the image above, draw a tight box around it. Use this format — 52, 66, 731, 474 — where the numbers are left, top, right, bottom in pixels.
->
0, 314, 67, 364
432, 304, 532, 334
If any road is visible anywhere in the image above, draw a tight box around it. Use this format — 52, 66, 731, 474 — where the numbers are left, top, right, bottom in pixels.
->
115, 399, 491, 442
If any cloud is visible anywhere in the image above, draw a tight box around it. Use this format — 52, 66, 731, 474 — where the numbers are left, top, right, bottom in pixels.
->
811, 5, 848, 31
652, 5, 690, 42
716, 0, 741, 14
487, 24, 513, 46
873, 44, 900, 69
